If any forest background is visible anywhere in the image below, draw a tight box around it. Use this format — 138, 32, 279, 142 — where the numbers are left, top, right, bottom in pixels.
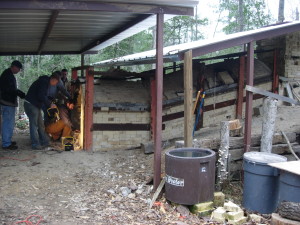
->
0, 0, 299, 94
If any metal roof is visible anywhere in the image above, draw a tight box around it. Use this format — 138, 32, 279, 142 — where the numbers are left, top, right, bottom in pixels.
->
93, 21, 300, 67
0, 0, 198, 55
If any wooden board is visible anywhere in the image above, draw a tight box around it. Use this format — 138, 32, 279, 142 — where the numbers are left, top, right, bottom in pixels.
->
272, 213, 300, 225
268, 161, 300, 176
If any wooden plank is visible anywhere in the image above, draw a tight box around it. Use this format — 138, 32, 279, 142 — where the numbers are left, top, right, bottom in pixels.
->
245, 85, 300, 105
269, 161, 300, 176
184, 50, 193, 147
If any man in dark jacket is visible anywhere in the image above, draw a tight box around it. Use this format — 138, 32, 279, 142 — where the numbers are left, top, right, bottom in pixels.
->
24, 74, 60, 150
0, 60, 25, 150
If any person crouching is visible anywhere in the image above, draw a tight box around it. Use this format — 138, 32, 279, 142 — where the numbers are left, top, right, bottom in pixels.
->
45, 99, 75, 141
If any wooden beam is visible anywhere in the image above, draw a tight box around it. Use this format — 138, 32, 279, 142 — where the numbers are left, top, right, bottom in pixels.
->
83, 67, 94, 151
184, 50, 193, 147
245, 85, 300, 105
244, 42, 254, 153
236, 56, 245, 119
0, 0, 194, 15
37, 10, 59, 54
153, 13, 164, 191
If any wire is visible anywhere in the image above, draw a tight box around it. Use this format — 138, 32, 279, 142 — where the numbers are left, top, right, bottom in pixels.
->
14, 215, 43, 225
0, 155, 36, 161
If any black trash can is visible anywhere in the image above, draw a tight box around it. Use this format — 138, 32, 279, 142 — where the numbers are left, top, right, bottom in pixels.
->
243, 152, 287, 214
165, 148, 216, 205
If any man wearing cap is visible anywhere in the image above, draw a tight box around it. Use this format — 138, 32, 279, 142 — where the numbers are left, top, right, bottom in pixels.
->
0, 60, 26, 150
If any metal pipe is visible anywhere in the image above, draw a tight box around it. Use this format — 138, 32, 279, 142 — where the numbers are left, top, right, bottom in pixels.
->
236, 56, 245, 119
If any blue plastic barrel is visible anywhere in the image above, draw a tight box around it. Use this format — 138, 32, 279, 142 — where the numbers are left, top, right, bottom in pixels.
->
242, 152, 287, 214
278, 170, 300, 203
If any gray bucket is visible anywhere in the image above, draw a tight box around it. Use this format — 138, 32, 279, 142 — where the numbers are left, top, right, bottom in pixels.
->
242, 152, 287, 214
278, 170, 300, 203
165, 148, 216, 205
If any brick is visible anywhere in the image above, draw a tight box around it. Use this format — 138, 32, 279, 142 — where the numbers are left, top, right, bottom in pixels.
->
197, 209, 213, 217
190, 201, 214, 214
226, 210, 244, 221
224, 201, 242, 212
227, 216, 247, 225
211, 207, 226, 223
213, 192, 225, 207
249, 214, 262, 223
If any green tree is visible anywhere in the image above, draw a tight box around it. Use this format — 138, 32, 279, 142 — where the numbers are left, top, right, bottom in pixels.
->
219, 0, 272, 34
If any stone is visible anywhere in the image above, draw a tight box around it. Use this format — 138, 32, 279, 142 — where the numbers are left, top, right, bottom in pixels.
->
213, 192, 225, 207
211, 207, 226, 223
224, 201, 242, 212
249, 214, 263, 223
176, 205, 190, 217
228, 216, 248, 225
226, 210, 244, 221
120, 187, 131, 197
189, 201, 214, 214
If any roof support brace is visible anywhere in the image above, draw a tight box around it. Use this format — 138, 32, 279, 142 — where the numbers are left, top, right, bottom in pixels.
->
37, 10, 59, 54
244, 42, 254, 153
154, 13, 164, 191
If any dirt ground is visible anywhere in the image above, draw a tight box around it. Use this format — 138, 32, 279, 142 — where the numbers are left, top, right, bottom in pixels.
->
0, 134, 206, 225
0, 105, 299, 224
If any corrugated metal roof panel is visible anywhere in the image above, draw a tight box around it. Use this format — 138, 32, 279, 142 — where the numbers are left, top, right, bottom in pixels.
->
0, 0, 198, 55
93, 21, 300, 67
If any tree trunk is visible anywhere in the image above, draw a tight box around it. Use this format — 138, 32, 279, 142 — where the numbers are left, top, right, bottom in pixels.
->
217, 121, 230, 190
261, 97, 278, 153
278, 201, 300, 221
278, 0, 285, 22
238, 0, 244, 32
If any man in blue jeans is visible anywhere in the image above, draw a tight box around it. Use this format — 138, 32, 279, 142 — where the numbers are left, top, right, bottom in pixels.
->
24, 74, 60, 150
0, 60, 26, 150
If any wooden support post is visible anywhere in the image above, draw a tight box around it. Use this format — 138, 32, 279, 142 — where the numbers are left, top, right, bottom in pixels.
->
217, 121, 230, 190
272, 49, 279, 94
244, 42, 254, 153
83, 67, 94, 151
236, 56, 245, 119
184, 50, 193, 147
153, 13, 164, 191
150, 78, 156, 140
261, 97, 278, 153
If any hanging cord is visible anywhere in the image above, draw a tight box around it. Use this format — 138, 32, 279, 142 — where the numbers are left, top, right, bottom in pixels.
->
14, 215, 43, 225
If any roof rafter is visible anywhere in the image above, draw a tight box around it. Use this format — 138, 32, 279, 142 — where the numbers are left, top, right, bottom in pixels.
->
0, 0, 194, 15
38, 10, 59, 54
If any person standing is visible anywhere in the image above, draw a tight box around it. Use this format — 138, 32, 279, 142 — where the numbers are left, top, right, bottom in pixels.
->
0, 60, 26, 150
24, 74, 60, 150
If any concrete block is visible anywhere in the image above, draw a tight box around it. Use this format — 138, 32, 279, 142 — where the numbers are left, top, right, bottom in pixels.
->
226, 210, 244, 221
224, 201, 242, 212
213, 192, 225, 207
190, 201, 214, 214
211, 207, 226, 223
228, 216, 247, 225
141, 142, 154, 154
249, 214, 262, 223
